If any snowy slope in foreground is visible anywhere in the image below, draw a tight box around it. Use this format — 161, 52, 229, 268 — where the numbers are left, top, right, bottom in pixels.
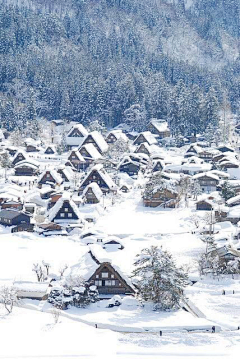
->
0, 306, 240, 358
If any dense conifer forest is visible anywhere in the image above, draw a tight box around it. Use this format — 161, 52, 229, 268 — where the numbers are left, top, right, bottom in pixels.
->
0, 0, 239, 135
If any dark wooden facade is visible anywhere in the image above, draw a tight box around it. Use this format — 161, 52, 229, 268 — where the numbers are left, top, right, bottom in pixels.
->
83, 187, 100, 204
82, 134, 103, 154
89, 262, 134, 295
26, 145, 39, 152
143, 189, 178, 208
15, 163, 39, 176
118, 162, 140, 176
68, 127, 85, 138
196, 200, 213, 211
68, 151, 86, 171
106, 133, 118, 144
12, 153, 26, 166
135, 143, 151, 156
133, 134, 148, 146
44, 146, 55, 154
0, 210, 31, 226
80, 170, 113, 193
52, 200, 79, 222
11, 223, 34, 233
39, 171, 59, 186
152, 161, 163, 172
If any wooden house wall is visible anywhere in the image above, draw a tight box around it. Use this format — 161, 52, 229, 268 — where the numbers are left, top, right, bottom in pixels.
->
15, 166, 38, 176
39, 172, 56, 184
54, 201, 79, 221
80, 170, 110, 192
119, 163, 139, 175
84, 188, 100, 204
89, 264, 134, 295
12, 154, 26, 166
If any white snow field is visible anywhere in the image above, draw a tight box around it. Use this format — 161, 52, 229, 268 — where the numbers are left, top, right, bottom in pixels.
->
0, 187, 240, 357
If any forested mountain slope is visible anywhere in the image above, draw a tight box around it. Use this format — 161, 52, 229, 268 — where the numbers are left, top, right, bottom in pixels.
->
0, 0, 239, 133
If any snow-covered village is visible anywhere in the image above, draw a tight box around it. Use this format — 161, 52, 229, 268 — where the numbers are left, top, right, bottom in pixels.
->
1, 0, 240, 358
0, 114, 240, 357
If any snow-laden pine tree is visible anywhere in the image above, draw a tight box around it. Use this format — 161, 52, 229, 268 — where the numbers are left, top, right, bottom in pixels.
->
124, 104, 147, 132
221, 180, 236, 202
132, 246, 188, 310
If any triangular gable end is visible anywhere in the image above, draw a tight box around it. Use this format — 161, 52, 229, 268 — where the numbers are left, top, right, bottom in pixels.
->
88, 262, 135, 295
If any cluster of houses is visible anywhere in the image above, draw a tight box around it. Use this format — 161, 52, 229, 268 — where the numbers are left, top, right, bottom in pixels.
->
2, 117, 240, 299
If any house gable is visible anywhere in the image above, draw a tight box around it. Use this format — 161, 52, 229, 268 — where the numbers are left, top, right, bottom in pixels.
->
80, 170, 109, 191
88, 262, 134, 295
51, 200, 79, 222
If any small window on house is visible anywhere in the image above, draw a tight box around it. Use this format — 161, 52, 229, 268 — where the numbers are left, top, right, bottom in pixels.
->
96, 275, 99, 278
65, 208, 68, 212
60, 213, 65, 218
111, 280, 116, 286
105, 280, 112, 286
68, 213, 72, 218
111, 274, 114, 279
102, 272, 108, 278
46, 173, 50, 178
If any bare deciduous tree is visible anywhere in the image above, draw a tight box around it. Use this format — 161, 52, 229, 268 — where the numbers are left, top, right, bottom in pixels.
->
51, 308, 60, 324
59, 264, 68, 279
32, 263, 45, 282
0, 286, 18, 314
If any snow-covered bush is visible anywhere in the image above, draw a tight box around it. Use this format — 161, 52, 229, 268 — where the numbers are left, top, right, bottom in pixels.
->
48, 279, 99, 310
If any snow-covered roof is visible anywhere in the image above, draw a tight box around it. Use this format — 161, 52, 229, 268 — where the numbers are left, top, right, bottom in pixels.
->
87, 131, 108, 153
13, 281, 49, 294
82, 183, 103, 201
81, 164, 117, 190
14, 159, 39, 170
12, 150, 28, 162
227, 205, 240, 218
68, 149, 85, 162
193, 172, 219, 181
186, 144, 203, 154
135, 131, 158, 145
79, 143, 102, 160
227, 195, 240, 206
48, 192, 82, 223
107, 130, 128, 142
38, 169, 63, 184
209, 170, 230, 179
69, 250, 99, 281
149, 119, 170, 133
69, 245, 134, 290
67, 124, 88, 137
58, 166, 74, 181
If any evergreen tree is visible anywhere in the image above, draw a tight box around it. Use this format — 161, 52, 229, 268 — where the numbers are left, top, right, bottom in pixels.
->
132, 246, 188, 310
221, 181, 236, 202
124, 104, 147, 132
